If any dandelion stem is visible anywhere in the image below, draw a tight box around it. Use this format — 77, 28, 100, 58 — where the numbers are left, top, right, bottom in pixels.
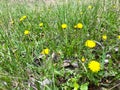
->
82, 63, 87, 72
95, 41, 104, 50
79, 59, 87, 72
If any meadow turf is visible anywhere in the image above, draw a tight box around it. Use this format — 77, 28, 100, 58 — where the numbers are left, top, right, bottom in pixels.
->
0, 0, 120, 90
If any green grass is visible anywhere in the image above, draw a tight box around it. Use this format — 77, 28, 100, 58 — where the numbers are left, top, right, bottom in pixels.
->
0, 0, 120, 90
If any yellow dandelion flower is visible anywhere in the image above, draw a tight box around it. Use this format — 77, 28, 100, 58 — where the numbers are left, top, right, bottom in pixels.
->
10, 20, 14, 24
74, 25, 77, 29
39, 23, 43, 27
41, 48, 50, 55
102, 35, 107, 41
80, 12, 83, 15
20, 15, 27, 22
81, 57, 85, 62
77, 23, 83, 29
88, 5, 92, 9
88, 60, 100, 72
85, 40, 96, 48
113, 5, 116, 8
61, 24, 67, 29
117, 35, 120, 39
24, 30, 30, 35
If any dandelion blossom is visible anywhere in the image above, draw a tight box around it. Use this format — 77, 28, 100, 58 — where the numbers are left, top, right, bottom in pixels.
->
80, 12, 83, 15
41, 48, 50, 55
77, 23, 83, 29
102, 35, 107, 41
88, 60, 100, 72
81, 57, 85, 62
20, 15, 27, 22
74, 25, 77, 29
39, 23, 43, 27
88, 5, 92, 9
24, 30, 30, 35
117, 35, 120, 39
85, 40, 96, 48
113, 5, 116, 8
61, 24, 67, 29
10, 20, 14, 24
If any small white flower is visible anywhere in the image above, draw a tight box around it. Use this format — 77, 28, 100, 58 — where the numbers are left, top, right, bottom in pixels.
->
87, 33, 90, 37
114, 47, 119, 52
41, 79, 52, 86
106, 54, 111, 58
3, 82, 7, 85
105, 59, 109, 63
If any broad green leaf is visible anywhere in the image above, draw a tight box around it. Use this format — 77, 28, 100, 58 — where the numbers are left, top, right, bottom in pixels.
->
80, 82, 89, 90
74, 82, 79, 90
